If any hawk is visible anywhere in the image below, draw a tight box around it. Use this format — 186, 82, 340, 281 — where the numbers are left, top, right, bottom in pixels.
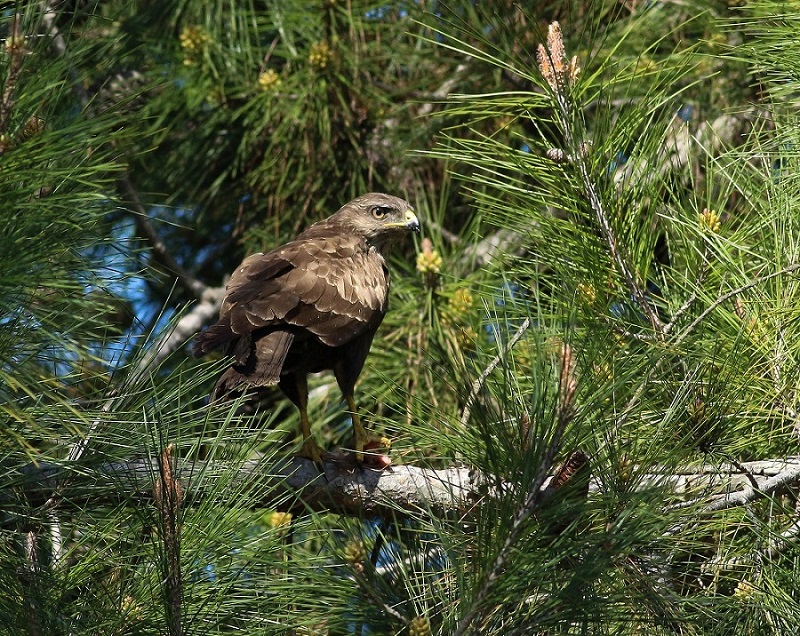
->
194, 193, 420, 464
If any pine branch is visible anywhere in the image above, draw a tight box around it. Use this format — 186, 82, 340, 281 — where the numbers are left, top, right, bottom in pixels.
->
43, 5, 207, 303
131, 285, 226, 377
14, 455, 800, 523
453, 342, 578, 636
671, 263, 800, 345
679, 462, 800, 574
536, 23, 664, 335
455, 107, 756, 276
118, 174, 207, 300
460, 317, 531, 428
615, 262, 800, 434
705, 517, 800, 573
14, 458, 485, 521
55, 288, 225, 473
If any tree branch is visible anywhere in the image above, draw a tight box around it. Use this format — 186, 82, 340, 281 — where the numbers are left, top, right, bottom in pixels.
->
131, 285, 226, 377
460, 317, 531, 428
118, 174, 207, 300
680, 460, 800, 514
14, 452, 800, 525
14, 457, 485, 521
454, 343, 578, 636
671, 263, 800, 346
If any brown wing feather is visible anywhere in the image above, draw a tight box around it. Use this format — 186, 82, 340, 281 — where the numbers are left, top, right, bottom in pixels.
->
211, 330, 294, 399
193, 318, 236, 356
194, 226, 390, 374
229, 238, 386, 341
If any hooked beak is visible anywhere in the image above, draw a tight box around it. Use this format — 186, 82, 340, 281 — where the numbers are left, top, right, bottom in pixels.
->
404, 208, 421, 233
383, 207, 420, 233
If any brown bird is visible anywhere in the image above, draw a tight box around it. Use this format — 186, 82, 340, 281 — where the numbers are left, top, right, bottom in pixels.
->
194, 193, 420, 464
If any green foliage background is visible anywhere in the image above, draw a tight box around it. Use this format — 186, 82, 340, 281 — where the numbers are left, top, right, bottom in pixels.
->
3, 0, 800, 634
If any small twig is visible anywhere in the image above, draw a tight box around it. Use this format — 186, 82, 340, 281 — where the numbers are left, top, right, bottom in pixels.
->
661, 254, 710, 335
459, 227, 527, 269
460, 317, 531, 428
599, 313, 657, 342
353, 524, 394, 636
118, 174, 207, 299
374, 545, 446, 578
350, 546, 410, 627
424, 219, 461, 245
675, 263, 800, 347
662, 289, 698, 335
416, 62, 470, 117
724, 455, 760, 491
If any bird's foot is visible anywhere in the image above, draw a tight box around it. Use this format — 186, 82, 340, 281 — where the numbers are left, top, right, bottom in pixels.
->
298, 437, 326, 466
355, 432, 392, 470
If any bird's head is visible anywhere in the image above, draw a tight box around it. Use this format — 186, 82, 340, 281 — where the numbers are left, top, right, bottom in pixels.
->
333, 193, 420, 247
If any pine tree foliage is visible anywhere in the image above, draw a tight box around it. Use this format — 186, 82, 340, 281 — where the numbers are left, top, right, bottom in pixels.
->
4, 0, 800, 634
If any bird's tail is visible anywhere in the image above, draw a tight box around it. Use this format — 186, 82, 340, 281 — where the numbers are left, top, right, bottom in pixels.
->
211, 330, 294, 401
211, 366, 254, 402
193, 320, 234, 357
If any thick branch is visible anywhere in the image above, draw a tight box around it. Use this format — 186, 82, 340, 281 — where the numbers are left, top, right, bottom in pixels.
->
15, 457, 484, 521
13, 455, 800, 523
672, 459, 800, 513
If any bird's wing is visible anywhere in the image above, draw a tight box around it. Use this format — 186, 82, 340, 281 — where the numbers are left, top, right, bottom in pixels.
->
191, 251, 294, 357
221, 234, 388, 348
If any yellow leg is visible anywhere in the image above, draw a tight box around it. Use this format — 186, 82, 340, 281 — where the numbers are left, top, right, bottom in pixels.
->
296, 376, 324, 464
346, 394, 390, 462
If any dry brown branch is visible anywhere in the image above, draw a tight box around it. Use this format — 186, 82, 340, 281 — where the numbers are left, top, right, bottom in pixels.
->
154, 444, 183, 636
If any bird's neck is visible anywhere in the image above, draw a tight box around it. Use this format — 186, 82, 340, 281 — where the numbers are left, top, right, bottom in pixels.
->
365, 235, 396, 253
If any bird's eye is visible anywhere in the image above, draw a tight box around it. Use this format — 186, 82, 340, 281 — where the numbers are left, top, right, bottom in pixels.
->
371, 206, 390, 219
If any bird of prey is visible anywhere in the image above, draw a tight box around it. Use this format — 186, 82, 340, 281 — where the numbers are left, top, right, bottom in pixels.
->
194, 193, 420, 464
